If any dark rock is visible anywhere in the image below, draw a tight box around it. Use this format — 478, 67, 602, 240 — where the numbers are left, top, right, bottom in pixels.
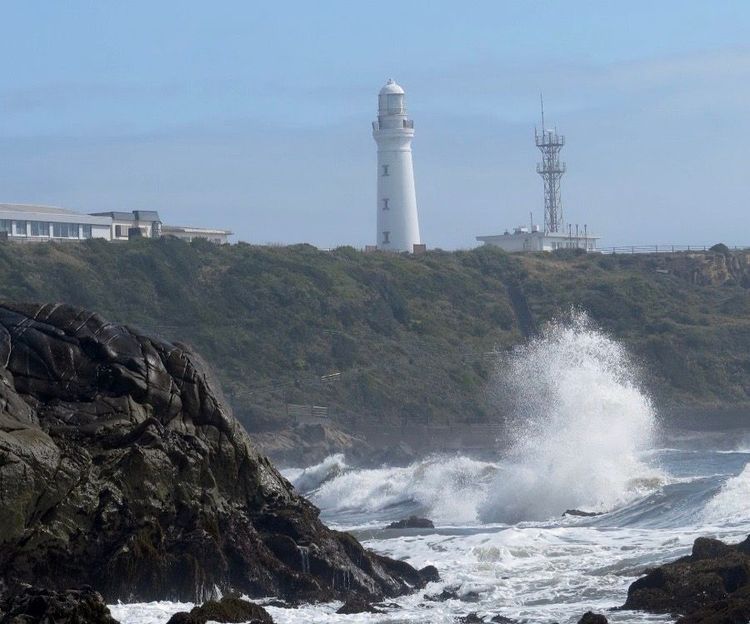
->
457, 614, 484, 623
563, 509, 603, 518
166, 596, 273, 624
425, 589, 460, 602
490, 616, 518, 624
578, 612, 608, 624
386, 516, 435, 529
623, 533, 750, 623
0, 586, 118, 624
0, 303, 426, 603
165, 613, 195, 624
419, 564, 441, 583
335, 597, 382, 614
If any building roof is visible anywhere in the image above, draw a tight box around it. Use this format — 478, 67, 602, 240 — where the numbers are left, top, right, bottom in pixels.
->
379, 78, 405, 95
89, 210, 161, 222
0, 203, 111, 225
0, 203, 79, 215
162, 224, 233, 236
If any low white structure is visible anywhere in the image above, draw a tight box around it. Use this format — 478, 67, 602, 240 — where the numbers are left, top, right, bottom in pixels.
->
0, 204, 111, 241
0, 204, 232, 244
372, 79, 421, 252
477, 225, 599, 252
162, 224, 232, 244
89, 210, 162, 240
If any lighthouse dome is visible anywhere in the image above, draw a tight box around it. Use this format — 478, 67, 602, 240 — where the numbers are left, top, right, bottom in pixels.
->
378, 79, 406, 115
379, 78, 405, 95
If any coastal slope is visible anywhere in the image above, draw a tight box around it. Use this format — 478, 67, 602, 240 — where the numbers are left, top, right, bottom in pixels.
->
0, 240, 748, 441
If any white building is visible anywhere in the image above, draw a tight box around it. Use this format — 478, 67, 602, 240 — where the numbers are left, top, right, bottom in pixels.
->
372, 79, 421, 252
0, 203, 112, 241
161, 224, 232, 244
0, 204, 232, 244
89, 210, 162, 240
477, 225, 599, 252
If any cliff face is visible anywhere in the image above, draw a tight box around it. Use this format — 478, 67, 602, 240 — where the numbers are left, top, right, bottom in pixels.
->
0, 303, 427, 602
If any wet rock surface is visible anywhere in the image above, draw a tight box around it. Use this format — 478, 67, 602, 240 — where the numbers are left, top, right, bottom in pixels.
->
0, 586, 119, 624
623, 535, 750, 623
335, 597, 383, 614
0, 303, 428, 603
166, 596, 273, 624
577, 612, 608, 624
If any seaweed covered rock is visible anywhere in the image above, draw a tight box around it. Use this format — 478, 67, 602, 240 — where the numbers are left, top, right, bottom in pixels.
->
0, 586, 118, 624
0, 303, 430, 603
623, 535, 750, 623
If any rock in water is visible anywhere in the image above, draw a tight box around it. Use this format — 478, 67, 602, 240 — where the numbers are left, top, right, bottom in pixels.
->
386, 516, 435, 529
166, 596, 273, 624
0, 303, 428, 602
623, 534, 750, 623
578, 612, 608, 624
335, 597, 382, 614
0, 586, 119, 624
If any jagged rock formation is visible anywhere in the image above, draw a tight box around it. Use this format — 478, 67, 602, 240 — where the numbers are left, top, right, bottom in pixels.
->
0, 303, 429, 603
623, 535, 750, 623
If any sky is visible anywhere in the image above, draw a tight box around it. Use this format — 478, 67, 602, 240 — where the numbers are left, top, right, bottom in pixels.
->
1, 1, 749, 249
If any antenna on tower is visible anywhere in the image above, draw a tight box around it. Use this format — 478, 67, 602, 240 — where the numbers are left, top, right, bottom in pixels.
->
540, 93, 545, 132
535, 98, 566, 234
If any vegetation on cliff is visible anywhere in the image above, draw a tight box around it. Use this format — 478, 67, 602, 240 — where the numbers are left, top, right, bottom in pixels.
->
0, 238, 747, 432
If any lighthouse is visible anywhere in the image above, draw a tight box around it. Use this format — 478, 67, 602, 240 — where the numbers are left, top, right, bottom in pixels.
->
372, 79, 421, 252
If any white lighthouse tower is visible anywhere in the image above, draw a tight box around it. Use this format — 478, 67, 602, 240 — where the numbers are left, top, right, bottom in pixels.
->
372, 79, 421, 252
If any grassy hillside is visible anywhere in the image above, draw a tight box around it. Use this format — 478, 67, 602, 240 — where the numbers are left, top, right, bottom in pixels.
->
1, 238, 748, 431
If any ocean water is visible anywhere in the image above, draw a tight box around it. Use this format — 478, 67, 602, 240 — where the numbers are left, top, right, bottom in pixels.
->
111, 314, 750, 623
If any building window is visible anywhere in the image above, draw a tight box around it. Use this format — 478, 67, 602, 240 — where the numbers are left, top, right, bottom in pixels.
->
81, 224, 92, 239
382, 198, 389, 210
13, 221, 27, 236
0, 220, 10, 233
382, 231, 390, 244
382, 165, 389, 176
115, 224, 126, 238
30, 221, 49, 237
52, 222, 79, 238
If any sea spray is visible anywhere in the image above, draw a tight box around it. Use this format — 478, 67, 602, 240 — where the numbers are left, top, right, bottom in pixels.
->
305, 455, 498, 524
287, 453, 348, 494
480, 311, 661, 523
703, 463, 750, 525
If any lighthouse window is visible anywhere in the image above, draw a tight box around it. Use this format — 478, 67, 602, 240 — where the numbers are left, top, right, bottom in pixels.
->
382, 231, 390, 244
382, 198, 389, 210
382, 165, 389, 176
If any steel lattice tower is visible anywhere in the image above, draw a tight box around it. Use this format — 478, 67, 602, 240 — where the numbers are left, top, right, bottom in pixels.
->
535, 96, 566, 233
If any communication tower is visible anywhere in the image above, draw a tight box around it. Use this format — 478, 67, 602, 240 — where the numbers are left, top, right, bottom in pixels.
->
535, 96, 566, 234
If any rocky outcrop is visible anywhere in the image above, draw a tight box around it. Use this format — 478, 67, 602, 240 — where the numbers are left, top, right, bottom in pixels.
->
335, 597, 382, 614
577, 612, 608, 624
166, 597, 273, 624
623, 535, 750, 623
0, 303, 429, 603
386, 516, 435, 529
0, 586, 118, 624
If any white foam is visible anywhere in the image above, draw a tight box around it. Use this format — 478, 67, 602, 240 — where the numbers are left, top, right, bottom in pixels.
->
309, 455, 497, 524
480, 311, 662, 523
286, 453, 349, 494
703, 462, 750, 524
